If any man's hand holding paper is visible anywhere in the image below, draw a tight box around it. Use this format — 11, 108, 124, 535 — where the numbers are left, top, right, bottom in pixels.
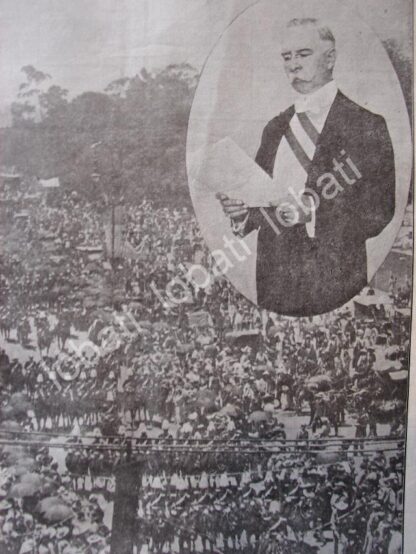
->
216, 193, 248, 222
217, 191, 313, 228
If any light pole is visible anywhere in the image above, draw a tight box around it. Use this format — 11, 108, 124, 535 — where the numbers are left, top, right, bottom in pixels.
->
90, 142, 124, 307
91, 142, 140, 554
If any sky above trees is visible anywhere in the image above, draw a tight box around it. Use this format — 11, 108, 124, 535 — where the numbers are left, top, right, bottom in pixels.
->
0, 0, 412, 126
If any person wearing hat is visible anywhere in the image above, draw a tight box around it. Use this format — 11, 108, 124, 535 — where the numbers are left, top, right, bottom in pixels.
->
354, 412, 368, 451
380, 473, 401, 513
268, 514, 290, 539
362, 502, 386, 554
330, 482, 351, 554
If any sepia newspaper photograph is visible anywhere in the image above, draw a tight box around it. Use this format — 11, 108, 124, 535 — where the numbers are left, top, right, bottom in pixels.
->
0, 1, 413, 553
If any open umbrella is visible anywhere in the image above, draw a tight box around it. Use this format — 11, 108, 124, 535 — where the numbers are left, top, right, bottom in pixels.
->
248, 410, 270, 423
138, 320, 153, 330
16, 457, 37, 470
2, 392, 32, 418
196, 334, 211, 346
9, 471, 49, 498
9, 393, 32, 410
255, 364, 270, 373
0, 420, 21, 433
20, 472, 43, 487
306, 375, 332, 391
316, 451, 342, 465
267, 325, 282, 338
44, 503, 73, 522
176, 343, 194, 354
84, 298, 99, 309
127, 301, 142, 311
138, 327, 152, 337
153, 321, 170, 331
218, 404, 240, 418
9, 481, 40, 498
2, 445, 26, 462
195, 390, 217, 409
11, 457, 37, 476
36, 496, 73, 522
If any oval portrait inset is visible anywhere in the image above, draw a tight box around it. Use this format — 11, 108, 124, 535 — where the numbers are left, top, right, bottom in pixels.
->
186, 0, 412, 317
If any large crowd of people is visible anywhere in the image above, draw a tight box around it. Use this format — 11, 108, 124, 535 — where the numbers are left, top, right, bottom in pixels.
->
0, 431, 111, 553
0, 182, 410, 553
133, 448, 404, 553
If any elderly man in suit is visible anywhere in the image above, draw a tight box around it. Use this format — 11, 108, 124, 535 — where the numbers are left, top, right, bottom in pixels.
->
219, 17, 395, 316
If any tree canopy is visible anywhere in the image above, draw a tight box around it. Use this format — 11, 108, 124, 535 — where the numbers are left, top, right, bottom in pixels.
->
1, 63, 199, 205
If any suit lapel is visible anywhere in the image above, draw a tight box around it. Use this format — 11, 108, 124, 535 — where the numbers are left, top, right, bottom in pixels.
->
263, 106, 295, 177
307, 91, 347, 190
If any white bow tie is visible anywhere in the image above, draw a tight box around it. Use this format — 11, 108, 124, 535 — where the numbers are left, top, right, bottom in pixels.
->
294, 81, 338, 115
295, 98, 325, 115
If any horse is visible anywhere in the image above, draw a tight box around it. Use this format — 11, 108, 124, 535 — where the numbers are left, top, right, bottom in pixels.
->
17, 319, 31, 346
55, 319, 71, 350
0, 313, 12, 340
118, 389, 148, 424
295, 386, 315, 418
32, 392, 50, 430
37, 327, 56, 355
275, 372, 295, 410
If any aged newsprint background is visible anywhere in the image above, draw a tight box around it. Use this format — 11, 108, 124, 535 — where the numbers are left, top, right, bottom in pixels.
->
0, 1, 413, 553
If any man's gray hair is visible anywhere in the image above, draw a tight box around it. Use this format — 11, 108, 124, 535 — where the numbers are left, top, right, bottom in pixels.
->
287, 18, 335, 45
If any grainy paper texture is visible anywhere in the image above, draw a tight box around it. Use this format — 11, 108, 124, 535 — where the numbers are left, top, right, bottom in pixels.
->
0, 1, 413, 553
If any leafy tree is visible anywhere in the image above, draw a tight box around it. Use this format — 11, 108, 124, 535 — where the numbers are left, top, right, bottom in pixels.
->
11, 65, 52, 125
2, 63, 198, 205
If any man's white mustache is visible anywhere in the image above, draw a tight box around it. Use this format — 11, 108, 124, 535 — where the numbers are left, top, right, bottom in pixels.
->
291, 76, 308, 82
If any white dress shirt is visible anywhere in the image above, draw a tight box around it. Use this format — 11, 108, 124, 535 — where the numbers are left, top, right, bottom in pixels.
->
272, 80, 338, 237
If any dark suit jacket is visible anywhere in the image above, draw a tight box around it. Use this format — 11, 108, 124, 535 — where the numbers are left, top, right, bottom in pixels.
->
244, 91, 395, 316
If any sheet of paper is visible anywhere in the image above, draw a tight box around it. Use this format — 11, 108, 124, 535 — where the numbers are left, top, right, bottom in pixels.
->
188, 137, 286, 207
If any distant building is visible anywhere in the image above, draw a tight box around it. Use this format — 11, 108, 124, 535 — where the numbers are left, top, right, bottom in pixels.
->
0, 172, 22, 189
